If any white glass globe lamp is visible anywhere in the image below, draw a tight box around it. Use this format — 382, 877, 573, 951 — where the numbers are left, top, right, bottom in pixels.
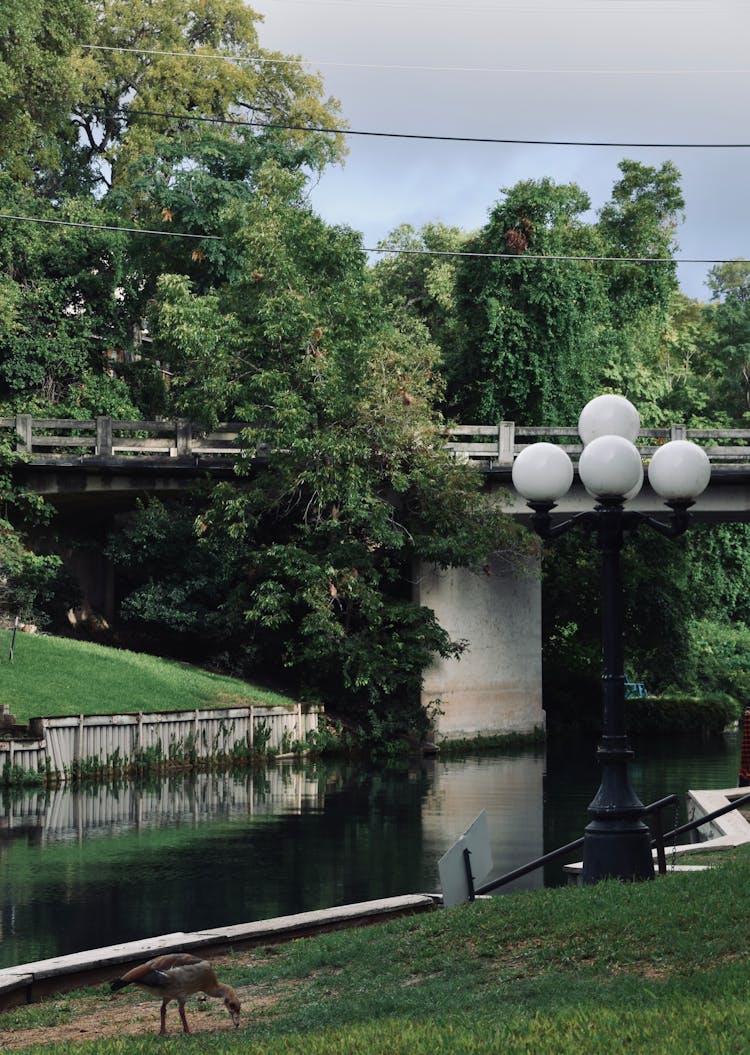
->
647, 440, 711, 501
584, 457, 644, 503
578, 434, 643, 500
578, 394, 640, 446
511, 442, 574, 502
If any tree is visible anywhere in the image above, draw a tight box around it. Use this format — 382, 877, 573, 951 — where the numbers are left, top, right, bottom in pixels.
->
0, 175, 142, 415
71, 0, 345, 192
447, 177, 611, 424
706, 259, 750, 303
371, 223, 467, 357
0, 0, 349, 417
106, 149, 529, 727
0, 0, 91, 184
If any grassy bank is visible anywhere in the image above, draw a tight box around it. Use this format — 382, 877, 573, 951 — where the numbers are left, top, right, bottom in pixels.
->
1, 845, 748, 1053
0, 633, 299, 724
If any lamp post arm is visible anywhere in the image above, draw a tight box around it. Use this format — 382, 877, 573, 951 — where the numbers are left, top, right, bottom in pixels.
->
623, 500, 695, 541
527, 502, 597, 540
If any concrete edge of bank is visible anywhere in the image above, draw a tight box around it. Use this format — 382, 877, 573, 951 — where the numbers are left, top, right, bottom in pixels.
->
0, 893, 439, 1011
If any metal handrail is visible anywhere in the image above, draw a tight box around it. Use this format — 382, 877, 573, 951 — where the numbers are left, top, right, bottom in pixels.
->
660, 790, 750, 844
474, 790, 750, 895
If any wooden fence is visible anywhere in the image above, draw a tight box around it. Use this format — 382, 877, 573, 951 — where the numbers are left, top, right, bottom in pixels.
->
0, 703, 322, 782
3, 414, 750, 467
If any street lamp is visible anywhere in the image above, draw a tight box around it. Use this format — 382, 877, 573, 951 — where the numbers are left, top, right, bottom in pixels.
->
512, 395, 711, 884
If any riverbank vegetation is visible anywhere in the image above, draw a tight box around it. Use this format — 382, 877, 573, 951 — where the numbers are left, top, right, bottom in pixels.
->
2, 0, 750, 735
2, 845, 749, 1053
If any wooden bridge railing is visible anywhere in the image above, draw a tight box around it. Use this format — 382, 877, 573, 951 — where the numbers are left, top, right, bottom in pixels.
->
445, 423, 750, 465
1, 414, 247, 460
3, 415, 750, 466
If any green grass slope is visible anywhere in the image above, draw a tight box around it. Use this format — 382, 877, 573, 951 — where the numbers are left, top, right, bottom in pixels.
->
0, 632, 299, 723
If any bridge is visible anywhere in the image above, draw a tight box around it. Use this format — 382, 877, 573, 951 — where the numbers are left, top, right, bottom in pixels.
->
6, 414, 750, 743
6, 413, 750, 520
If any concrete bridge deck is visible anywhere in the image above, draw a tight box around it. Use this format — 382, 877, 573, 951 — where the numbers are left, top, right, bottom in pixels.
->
6, 414, 750, 520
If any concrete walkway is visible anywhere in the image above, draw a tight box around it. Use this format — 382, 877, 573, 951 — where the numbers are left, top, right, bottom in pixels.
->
0, 894, 437, 1011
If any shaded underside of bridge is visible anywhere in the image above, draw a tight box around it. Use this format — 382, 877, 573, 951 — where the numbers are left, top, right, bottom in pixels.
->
15, 456, 750, 522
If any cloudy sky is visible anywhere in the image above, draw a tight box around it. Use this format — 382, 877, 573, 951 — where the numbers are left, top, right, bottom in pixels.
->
254, 0, 748, 300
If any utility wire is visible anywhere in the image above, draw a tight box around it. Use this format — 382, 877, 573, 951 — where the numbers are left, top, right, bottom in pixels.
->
92, 104, 750, 150
0, 211, 738, 265
79, 44, 750, 77
365, 247, 725, 264
0, 214, 221, 241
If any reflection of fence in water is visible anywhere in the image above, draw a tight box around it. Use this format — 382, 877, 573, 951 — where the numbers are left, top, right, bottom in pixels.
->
0, 766, 324, 842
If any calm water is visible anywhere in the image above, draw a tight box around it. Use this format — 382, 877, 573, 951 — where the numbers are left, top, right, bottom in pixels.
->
0, 731, 742, 969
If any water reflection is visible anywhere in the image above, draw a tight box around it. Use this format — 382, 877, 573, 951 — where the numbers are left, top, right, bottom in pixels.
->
0, 733, 741, 969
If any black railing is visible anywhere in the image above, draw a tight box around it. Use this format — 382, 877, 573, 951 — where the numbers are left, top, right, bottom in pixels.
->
473, 791, 750, 896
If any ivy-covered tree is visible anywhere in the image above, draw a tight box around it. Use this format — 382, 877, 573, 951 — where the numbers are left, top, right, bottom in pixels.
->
447, 177, 612, 425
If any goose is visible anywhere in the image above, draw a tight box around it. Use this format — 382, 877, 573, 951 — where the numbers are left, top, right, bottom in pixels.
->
110, 952, 241, 1034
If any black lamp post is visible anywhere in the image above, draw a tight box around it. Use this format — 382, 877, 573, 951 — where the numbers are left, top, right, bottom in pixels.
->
512, 395, 711, 884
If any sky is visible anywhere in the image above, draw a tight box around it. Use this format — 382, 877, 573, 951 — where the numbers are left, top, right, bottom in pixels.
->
254, 0, 749, 301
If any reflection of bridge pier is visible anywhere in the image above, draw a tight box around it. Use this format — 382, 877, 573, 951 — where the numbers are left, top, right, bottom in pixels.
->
420, 753, 545, 892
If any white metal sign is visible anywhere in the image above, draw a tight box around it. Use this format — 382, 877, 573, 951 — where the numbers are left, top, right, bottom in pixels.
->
437, 810, 493, 908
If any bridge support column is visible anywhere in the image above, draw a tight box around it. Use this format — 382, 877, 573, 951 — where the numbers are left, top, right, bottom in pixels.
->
414, 553, 544, 742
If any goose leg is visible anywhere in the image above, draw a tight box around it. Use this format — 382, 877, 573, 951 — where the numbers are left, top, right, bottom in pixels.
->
178, 1000, 191, 1034
160, 1000, 168, 1035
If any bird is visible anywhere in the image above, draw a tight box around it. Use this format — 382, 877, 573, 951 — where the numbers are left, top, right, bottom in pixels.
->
110, 952, 241, 1035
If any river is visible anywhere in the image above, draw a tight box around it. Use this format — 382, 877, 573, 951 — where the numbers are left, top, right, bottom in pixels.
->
0, 730, 742, 969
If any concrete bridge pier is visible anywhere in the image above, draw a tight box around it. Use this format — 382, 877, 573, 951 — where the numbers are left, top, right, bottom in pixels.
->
414, 553, 544, 742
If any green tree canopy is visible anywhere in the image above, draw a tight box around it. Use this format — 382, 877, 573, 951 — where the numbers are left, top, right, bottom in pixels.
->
71, 0, 345, 191
102, 130, 528, 727
447, 177, 610, 424
0, 0, 91, 183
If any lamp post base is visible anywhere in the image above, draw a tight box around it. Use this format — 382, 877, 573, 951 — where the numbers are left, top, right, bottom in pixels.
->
582, 820, 655, 884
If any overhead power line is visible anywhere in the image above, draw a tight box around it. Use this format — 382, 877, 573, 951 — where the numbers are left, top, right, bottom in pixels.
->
94, 105, 750, 150
0, 213, 221, 241
0, 211, 739, 265
365, 247, 726, 264
79, 44, 750, 77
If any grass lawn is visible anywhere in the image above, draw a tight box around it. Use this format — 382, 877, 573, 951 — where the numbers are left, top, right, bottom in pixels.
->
1, 846, 748, 1054
0, 632, 300, 723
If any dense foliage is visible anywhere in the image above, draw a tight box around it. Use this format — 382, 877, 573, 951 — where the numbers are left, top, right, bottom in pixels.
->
2, 0, 749, 730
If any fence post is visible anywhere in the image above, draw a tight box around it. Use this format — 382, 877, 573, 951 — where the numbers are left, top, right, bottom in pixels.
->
670, 424, 687, 441
75, 714, 84, 764
96, 416, 113, 457
175, 418, 192, 458
15, 414, 32, 454
498, 422, 516, 466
